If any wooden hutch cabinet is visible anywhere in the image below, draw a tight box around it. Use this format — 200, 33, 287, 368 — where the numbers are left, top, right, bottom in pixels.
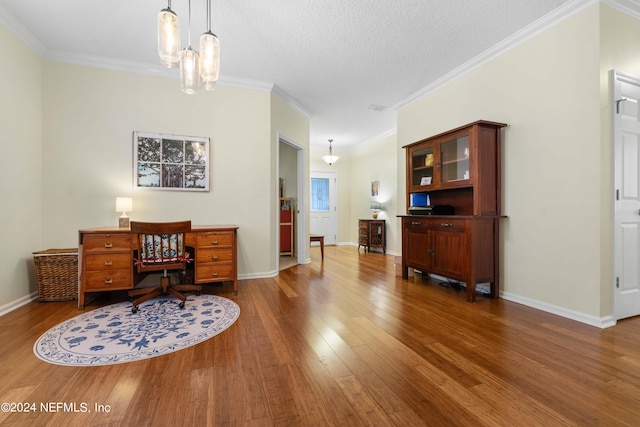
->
400, 120, 506, 302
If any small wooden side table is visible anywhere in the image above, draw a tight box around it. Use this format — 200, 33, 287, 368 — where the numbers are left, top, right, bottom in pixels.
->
310, 234, 324, 259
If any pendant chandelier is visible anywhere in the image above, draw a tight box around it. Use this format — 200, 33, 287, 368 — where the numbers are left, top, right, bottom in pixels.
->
157, 0, 220, 94
322, 139, 339, 165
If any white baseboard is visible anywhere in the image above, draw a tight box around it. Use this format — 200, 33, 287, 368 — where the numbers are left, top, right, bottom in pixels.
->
501, 292, 616, 329
0, 292, 38, 317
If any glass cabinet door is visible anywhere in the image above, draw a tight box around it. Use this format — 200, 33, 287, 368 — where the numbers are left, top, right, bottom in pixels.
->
439, 135, 469, 183
411, 146, 435, 187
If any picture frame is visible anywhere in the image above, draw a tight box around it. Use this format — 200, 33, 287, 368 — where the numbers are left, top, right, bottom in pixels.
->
133, 131, 210, 192
371, 180, 379, 197
420, 176, 432, 185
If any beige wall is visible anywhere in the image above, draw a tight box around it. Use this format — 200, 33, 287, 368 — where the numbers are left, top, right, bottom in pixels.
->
398, 5, 604, 320
349, 134, 399, 254
1, 23, 310, 310
0, 26, 43, 309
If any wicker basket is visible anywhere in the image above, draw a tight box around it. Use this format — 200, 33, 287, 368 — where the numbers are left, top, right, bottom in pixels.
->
32, 248, 78, 301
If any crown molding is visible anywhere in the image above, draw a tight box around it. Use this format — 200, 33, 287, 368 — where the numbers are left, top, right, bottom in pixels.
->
272, 85, 313, 119
394, 0, 599, 110
603, 0, 640, 18
0, 3, 46, 55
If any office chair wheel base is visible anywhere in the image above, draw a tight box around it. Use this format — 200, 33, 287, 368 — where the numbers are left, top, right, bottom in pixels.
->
179, 301, 185, 309
132, 306, 138, 314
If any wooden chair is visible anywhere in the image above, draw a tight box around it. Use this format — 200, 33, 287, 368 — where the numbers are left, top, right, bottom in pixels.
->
128, 220, 201, 313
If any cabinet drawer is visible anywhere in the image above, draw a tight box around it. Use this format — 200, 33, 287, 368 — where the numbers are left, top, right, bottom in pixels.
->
196, 264, 234, 282
85, 269, 131, 290
195, 248, 233, 263
359, 221, 368, 228
196, 232, 234, 247
405, 218, 467, 232
83, 234, 132, 253
85, 253, 132, 270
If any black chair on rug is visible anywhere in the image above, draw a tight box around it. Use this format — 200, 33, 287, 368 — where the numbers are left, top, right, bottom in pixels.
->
128, 220, 201, 313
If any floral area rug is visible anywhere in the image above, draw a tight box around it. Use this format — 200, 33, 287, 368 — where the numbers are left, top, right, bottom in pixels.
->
34, 294, 239, 366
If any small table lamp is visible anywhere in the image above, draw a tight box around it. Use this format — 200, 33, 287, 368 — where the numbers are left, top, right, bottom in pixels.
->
370, 202, 383, 219
116, 197, 133, 228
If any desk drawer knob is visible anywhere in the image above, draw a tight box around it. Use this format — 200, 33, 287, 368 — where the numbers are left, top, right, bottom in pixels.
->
104, 278, 113, 284
211, 272, 219, 277
411, 221, 421, 226
104, 242, 113, 248
211, 255, 218, 260
211, 240, 219, 245
440, 223, 453, 227
104, 260, 113, 266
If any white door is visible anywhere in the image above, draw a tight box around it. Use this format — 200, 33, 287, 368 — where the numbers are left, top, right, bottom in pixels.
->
613, 71, 640, 320
310, 171, 337, 245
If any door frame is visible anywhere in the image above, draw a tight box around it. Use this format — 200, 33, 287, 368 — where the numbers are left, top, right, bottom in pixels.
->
276, 134, 308, 270
611, 69, 640, 321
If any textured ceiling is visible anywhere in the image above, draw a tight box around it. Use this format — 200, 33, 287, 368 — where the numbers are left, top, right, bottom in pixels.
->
0, 0, 580, 148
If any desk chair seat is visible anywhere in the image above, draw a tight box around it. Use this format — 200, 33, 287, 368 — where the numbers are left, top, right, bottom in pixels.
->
128, 220, 201, 313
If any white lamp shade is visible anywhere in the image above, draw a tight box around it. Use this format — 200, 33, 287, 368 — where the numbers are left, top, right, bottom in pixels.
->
322, 154, 339, 165
115, 197, 133, 214
157, 7, 180, 68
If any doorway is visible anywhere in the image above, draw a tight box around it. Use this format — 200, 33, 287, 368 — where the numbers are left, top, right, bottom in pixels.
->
612, 70, 640, 320
310, 171, 337, 245
278, 137, 306, 271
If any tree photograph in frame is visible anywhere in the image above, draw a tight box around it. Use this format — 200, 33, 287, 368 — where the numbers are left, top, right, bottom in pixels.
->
133, 131, 210, 191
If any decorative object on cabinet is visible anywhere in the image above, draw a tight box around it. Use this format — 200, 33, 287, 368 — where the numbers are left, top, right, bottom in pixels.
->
370, 202, 383, 219
322, 139, 339, 165
280, 198, 295, 256
115, 197, 133, 228
127, 220, 202, 313
34, 294, 239, 366
133, 131, 209, 191
77, 224, 238, 310
400, 120, 507, 303
358, 219, 385, 253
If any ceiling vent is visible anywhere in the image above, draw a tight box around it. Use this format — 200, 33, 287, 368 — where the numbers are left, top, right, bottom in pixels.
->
367, 104, 387, 112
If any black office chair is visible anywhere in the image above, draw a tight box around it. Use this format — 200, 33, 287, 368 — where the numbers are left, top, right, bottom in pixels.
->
128, 220, 201, 313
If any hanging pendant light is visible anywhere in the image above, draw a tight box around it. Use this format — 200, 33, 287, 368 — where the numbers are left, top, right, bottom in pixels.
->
157, 0, 180, 68
200, 0, 220, 91
322, 139, 340, 165
180, 0, 200, 94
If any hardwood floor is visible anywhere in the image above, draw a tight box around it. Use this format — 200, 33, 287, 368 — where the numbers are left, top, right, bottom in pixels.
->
2, 246, 640, 426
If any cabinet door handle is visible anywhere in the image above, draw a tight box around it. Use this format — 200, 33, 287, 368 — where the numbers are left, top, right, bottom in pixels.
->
104, 260, 113, 266
411, 221, 422, 226
104, 278, 113, 284
104, 242, 113, 248
440, 223, 453, 227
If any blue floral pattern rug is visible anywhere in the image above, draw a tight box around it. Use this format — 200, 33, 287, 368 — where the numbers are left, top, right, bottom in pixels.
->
34, 295, 240, 366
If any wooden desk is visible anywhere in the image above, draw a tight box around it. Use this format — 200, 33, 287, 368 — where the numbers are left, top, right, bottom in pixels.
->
77, 225, 238, 310
310, 234, 324, 259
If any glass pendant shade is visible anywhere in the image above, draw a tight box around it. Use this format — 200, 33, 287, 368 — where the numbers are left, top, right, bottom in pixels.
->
199, 31, 220, 89
323, 139, 339, 165
180, 47, 200, 94
157, 7, 180, 68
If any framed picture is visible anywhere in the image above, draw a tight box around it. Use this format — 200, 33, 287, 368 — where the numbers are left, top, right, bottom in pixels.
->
133, 131, 210, 191
420, 176, 432, 185
371, 180, 379, 197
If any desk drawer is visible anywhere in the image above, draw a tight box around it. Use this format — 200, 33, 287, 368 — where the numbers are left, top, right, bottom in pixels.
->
83, 234, 132, 253
85, 269, 131, 290
196, 232, 234, 247
196, 248, 233, 263
196, 264, 234, 282
85, 253, 132, 270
